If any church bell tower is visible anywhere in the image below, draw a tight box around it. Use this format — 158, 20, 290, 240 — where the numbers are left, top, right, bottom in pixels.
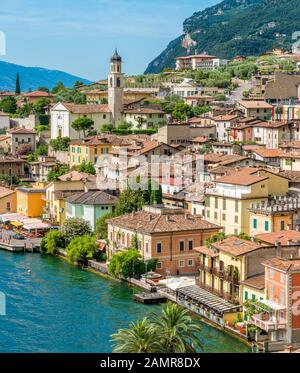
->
108, 49, 124, 126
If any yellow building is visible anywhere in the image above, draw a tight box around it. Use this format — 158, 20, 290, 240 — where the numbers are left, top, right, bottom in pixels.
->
0, 187, 16, 214
16, 187, 46, 217
44, 171, 95, 225
241, 275, 265, 321
84, 89, 156, 104
205, 168, 289, 235
0, 135, 11, 154
69, 136, 112, 168
195, 236, 277, 305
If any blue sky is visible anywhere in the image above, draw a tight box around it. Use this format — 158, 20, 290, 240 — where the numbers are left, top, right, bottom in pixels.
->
0, 0, 218, 81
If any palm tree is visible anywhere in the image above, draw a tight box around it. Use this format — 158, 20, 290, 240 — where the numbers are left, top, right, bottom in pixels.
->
110, 303, 203, 353
150, 302, 203, 353
111, 318, 159, 353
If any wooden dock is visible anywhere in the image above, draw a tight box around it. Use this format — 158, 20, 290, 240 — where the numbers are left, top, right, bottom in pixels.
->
134, 292, 166, 304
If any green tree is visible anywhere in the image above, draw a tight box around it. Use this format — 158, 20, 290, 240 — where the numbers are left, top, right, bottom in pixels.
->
108, 249, 144, 279
63, 217, 93, 242
51, 81, 65, 94
37, 86, 50, 93
16, 103, 33, 118
15, 73, 21, 95
150, 182, 163, 205
111, 318, 159, 353
111, 303, 203, 353
101, 123, 114, 133
49, 137, 70, 151
131, 233, 139, 251
205, 232, 227, 248
35, 144, 48, 157
33, 98, 51, 115
47, 164, 69, 181
172, 102, 192, 121
151, 302, 203, 353
78, 160, 96, 175
95, 212, 115, 240
67, 235, 98, 263
115, 188, 145, 215
0, 96, 17, 114
71, 117, 94, 138
161, 95, 183, 114
43, 230, 66, 255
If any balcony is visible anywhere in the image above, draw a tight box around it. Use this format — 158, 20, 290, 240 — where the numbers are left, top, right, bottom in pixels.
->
251, 314, 287, 332
199, 264, 239, 284
196, 279, 240, 305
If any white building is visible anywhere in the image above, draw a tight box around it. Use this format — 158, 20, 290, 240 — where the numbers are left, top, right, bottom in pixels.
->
176, 54, 225, 71
172, 78, 202, 98
0, 112, 9, 130
50, 50, 166, 139
50, 102, 112, 140
213, 114, 240, 142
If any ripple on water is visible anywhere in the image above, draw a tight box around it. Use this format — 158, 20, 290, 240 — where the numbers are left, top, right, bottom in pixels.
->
0, 251, 250, 353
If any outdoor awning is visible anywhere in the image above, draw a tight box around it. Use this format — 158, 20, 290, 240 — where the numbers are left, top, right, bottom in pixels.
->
22, 222, 50, 230
261, 299, 286, 311
177, 285, 241, 314
10, 221, 23, 228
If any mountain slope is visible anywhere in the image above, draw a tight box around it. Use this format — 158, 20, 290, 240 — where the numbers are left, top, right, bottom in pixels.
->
0, 61, 92, 91
145, 0, 300, 73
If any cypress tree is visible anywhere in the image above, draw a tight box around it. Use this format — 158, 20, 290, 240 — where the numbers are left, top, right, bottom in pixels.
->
15, 73, 21, 95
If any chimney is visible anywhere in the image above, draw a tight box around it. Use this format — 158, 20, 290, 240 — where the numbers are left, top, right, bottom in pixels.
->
166, 215, 170, 222
287, 239, 293, 246
148, 214, 152, 222
275, 240, 282, 257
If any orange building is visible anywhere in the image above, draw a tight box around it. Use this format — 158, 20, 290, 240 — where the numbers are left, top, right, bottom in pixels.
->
107, 205, 221, 276
250, 254, 300, 351
16, 187, 46, 218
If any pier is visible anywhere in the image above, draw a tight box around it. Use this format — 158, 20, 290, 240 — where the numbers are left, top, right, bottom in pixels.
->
134, 292, 167, 304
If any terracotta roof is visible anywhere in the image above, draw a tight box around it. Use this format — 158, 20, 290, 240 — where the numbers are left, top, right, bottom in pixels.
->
253, 121, 290, 128
262, 257, 300, 272
215, 168, 268, 186
9, 127, 35, 134
61, 103, 110, 114
241, 275, 265, 290
22, 91, 52, 98
57, 171, 92, 182
107, 210, 221, 234
213, 114, 239, 121
256, 231, 300, 246
278, 170, 300, 182
253, 148, 284, 158
0, 187, 15, 199
238, 100, 273, 109
212, 236, 262, 257
0, 135, 10, 141
193, 246, 219, 257
192, 136, 210, 143
66, 191, 117, 205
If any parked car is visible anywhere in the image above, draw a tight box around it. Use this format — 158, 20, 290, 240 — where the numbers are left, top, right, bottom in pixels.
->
13, 234, 26, 240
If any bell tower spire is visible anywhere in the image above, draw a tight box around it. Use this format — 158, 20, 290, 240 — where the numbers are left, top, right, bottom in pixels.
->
108, 49, 124, 126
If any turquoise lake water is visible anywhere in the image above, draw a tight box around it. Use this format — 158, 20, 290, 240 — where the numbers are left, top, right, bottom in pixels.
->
0, 250, 250, 353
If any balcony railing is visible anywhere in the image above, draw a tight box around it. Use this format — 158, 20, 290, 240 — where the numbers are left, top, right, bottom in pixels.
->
251, 314, 287, 332
199, 264, 239, 284
196, 279, 240, 305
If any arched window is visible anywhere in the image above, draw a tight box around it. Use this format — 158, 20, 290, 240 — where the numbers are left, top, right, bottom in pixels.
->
117, 78, 121, 87
110, 77, 113, 87
126, 233, 130, 247
121, 232, 125, 245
